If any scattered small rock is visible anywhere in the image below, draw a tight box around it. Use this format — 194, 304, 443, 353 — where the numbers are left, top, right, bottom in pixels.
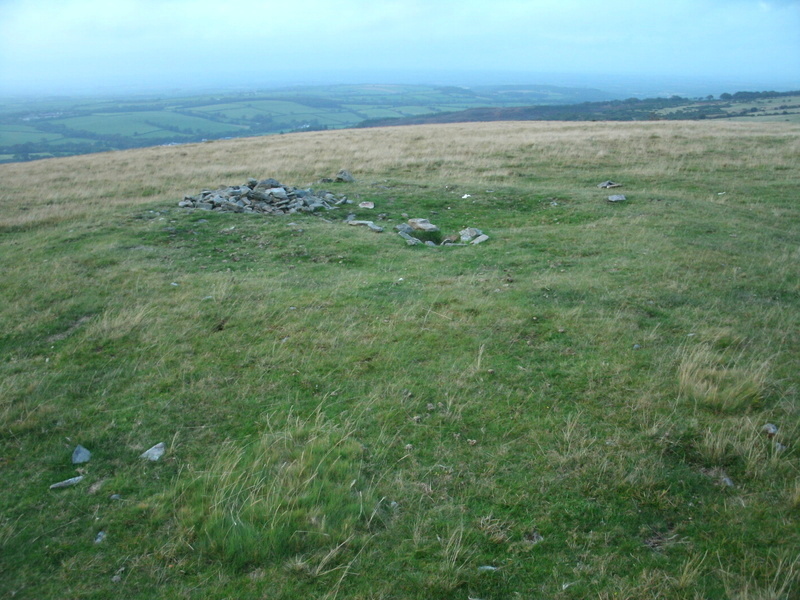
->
358, 201, 374, 209
408, 218, 439, 232
598, 181, 622, 188
607, 194, 627, 203
140, 442, 166, 461
110, 494, 122, 501
335, 169, 355, 183
95, 531, 107, 544
49, 475, 84, 490
397, 231, 422, 245
478, 565, 499, 572
524, 530, 544, 545
762, 423, 778, 438
459, 227, 484, 243
471, 234, 490, 245
71, 445, 91, 464
348, 220, 383, 233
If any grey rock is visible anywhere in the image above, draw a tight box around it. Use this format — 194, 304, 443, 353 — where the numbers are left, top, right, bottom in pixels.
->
49, 475, 84, 489
607, 195, 627, 202
459, 227, 483, 242
267, 187, 289, 201
408, 218, 439, 232
335, 169, 355, 183
721, 476, 735, 488
95, 531, 107, 544
394, 223, 414, 235
72, 445, 91, 464
598, 180, 622, 189
471, 234, 490, 245
349, 220, 383, 233
398, 231, 423, 245
257, 178, 281, 188
140, 442, 166, 461
196, 202, 213, 210
762, 423, 778, 437
110, 494, 122, 501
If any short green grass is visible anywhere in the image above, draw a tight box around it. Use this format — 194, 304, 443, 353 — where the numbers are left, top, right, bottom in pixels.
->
0, 121, 798, 599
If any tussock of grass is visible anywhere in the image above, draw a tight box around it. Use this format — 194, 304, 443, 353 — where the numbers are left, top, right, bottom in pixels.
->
170, 408, 380, 571
678, 343, 770, 414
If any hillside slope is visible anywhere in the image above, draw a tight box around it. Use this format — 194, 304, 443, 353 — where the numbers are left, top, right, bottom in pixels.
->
1, 121, 798, 599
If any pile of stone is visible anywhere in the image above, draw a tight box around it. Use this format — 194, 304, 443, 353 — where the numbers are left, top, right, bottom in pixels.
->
395, 219, 489, 246
178, 177, 350, 215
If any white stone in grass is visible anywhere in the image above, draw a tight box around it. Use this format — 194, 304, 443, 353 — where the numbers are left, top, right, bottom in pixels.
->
348, 220, 383, 233
762, 423, 778, 438
140, 442, 165, 461
49, 475, 84, 489
471, 234, 490, 245
607, 195, 627, 202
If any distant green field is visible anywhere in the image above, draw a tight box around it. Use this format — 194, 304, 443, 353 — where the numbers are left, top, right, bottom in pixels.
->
0, 125, 64, 145
1, 85, 797, 162
51, 111, 249, 136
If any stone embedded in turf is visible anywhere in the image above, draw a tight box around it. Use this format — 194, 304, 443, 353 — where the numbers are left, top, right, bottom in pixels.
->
762, 423, 778, 437
408, 218, 440, 232
607, 194, 627, 202
348, 220, 384, 233
459, 227, 483, 242
335, 169, 356, 182
140, 442, 166, 461
49, 475, 84, 489
71, 445, 91, 464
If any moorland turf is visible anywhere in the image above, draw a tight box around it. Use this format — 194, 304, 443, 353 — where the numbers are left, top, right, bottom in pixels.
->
1, 120, 798, 599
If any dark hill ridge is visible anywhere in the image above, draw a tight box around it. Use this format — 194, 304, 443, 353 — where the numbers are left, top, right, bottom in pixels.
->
357, 90, 800, 127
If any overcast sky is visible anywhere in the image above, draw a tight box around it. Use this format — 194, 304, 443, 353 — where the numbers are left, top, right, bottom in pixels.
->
1, 0, 798, 95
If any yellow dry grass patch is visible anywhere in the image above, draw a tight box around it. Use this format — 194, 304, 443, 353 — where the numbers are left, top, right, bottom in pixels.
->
2, 120, 798, 229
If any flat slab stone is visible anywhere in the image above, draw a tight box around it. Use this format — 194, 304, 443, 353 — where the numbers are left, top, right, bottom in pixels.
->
408, 218, 439, 232
348, 220, 383, 232
607, 195, 627, 202
50, 475, 84, 489
140, 442, 166, 461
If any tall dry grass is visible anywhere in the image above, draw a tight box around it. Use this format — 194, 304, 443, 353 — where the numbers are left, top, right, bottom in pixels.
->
1, 120, 798, 229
